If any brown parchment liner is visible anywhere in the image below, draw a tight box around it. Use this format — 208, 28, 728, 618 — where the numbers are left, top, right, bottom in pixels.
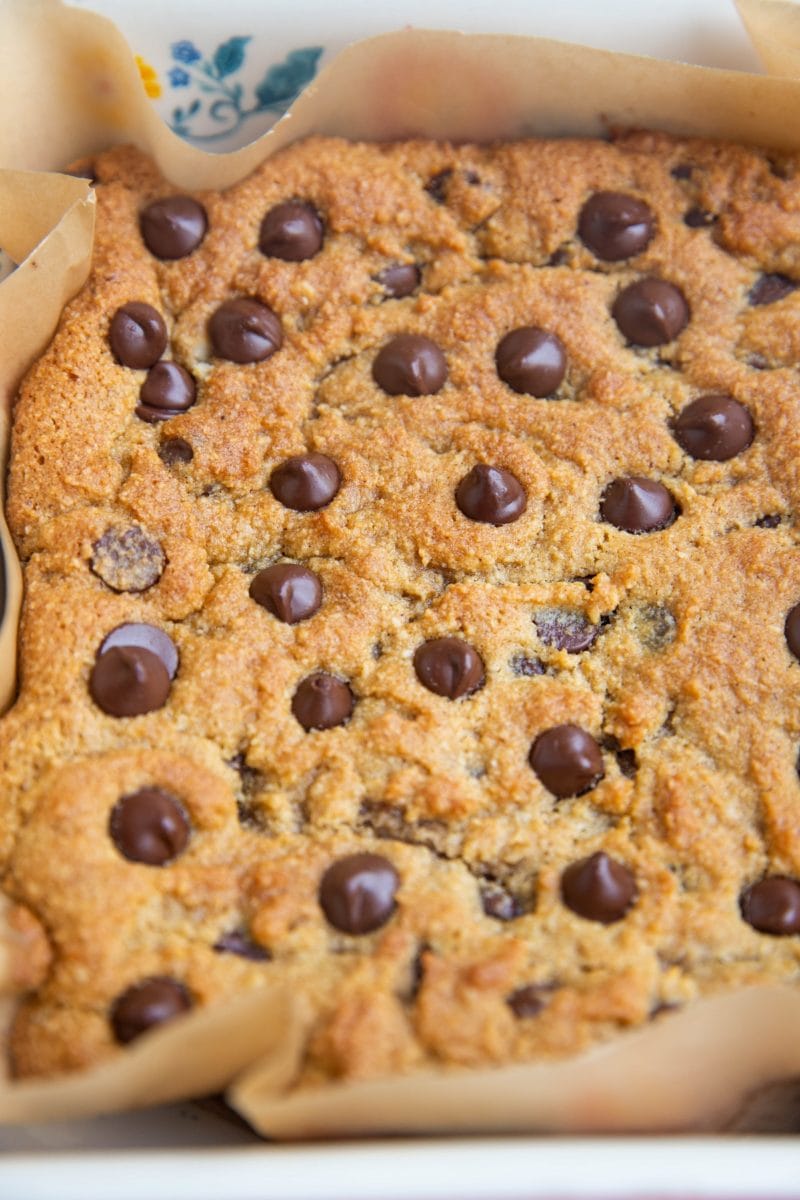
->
1, 0, 800, 1138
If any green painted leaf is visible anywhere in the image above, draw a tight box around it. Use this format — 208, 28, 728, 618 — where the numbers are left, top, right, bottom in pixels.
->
213, 36, 251, 78
254, 46, 323, 110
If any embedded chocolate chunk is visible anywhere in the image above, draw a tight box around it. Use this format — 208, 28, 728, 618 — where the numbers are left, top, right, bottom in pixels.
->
372, 334, 447, 396
741, 877, 800, 935
510, 654, 546, 677
249, 563, 322, 624
109, 302, 167, 369
785, 603, 800, 660
376, 263, 421, 298
425, 169, 453, 203
110, 977, 192, 1044
99, 623, 179, 679
612, 278, 689, 346
578, 191, 654, 260
213, 930, 271, 961
109, 787, 190, 865
534, 609, 599, 653
209, 298, 283, 363
159, 437, 194, 466
561, 852, 637, 923
672, 395, 754, 461
749, 274, 797, 306
259, 201, 323, 261
269, 453, 341, 512
481, 883, 523, 921
755, 514, 782, 529
140, 196, 207, 260
683, 207, 715, 228
319, 852, 399, 933
529, 724, 604, 799
456, 464, 527, 525
495, 327, 566, 397
600, 477, 676, 533
507, 984, 550, 1018
136, 361, 196, 422
671, 163, 693, 180
413, 637, 485, 699
89, 646, 171, 717
90, 526, 165, 594
292, 672, 354, 730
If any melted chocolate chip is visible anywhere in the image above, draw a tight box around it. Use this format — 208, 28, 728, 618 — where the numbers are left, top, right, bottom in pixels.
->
578, 191, 655, 261
600, 477, 676, 533
249, 563, 322, 623
209, 298, 283, 364
159, 437, 194, 466
749, 274, 798, 306
561, 851, 637, 923
89, 646, 171, 717
213, 930, 271, 961
683, 207, 715, 228
672, 395, 754, 461
413, 637, 485, 699
612, 278, 689, 346
510, 654, 546, 677
425, 170, 453, 204
136, 361, 197, 423
109, 302, 167, 369
634, 604, 677, 650
259, 201, 323, 261
269, 453, 341, 512
140, 196, 207, 260
318, 852, 399, 933
110, 977, 192, 1044
671, 164, 693, 180
534, 609, 599, 653
455, 464, 527, 526
372, 334, 447, 396
292, 672, 354, 730
755, 514, 782, 529
481, 883, 523, 921
529, 724, 604, 799
99, 623, 178, 679
741, 877, 800, 935
507, 984, 551, 1018
376, 263, 421, 298
785, 602, 800, 660
90, 526, 165, 594
495, 327, 567, 397
109, 787, 190, 865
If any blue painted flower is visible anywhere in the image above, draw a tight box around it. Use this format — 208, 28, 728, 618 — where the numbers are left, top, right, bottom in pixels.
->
171, 40, 202, 65
168, 67, 191, 88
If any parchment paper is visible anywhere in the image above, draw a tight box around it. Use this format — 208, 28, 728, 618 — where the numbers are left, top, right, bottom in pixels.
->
0, 0, 800, 1138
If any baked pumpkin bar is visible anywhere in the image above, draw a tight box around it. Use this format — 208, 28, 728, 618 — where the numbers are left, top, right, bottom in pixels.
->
2, 130, 800, 1085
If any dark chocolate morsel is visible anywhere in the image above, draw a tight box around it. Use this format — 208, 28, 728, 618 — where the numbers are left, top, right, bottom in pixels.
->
159, 437, 194, 466
372, 334, 447, 396
292, 672, 354, 730
89, 645, 171, 717
109, 302, 167, 369
529, 724, 604, 799
612, 278, 689, 346
534, 609, 599, 653
600, 477, 676, 533
741, 876, 800, 935
749, 274, 798, 306
425, 170, 453, 204
413, 637, 485, 699
755, 514, 781, 529
249, 563, 322, 623
481, 883, 523, 921
259, 201, 323, 261
495, 327, 567, 397
683, 207, 715, 228
99, 623, 179, 679
90, 526, 165, 594
510, 654, 546, 677
376, 263, 421, 298
110, 977, 192, 1044
671, 164, 693, 180
507, 984, 551, 1018
269, 453, 341, 512
455, 464, 527, 526
140, 196, 207, 260
109, 787, 190, 865
213, 930, 271, 961
578, 191, 655, 261
319, 852, 399, 933
209, 298, 283, 364
561, 851, 637, 923
136, 361, 196, 423
672, 395, 754, 461
786, 603, 800, 661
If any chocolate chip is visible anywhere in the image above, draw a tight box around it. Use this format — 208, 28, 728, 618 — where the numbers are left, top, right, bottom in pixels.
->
136, 362, 196, 422
634, 604, 677, 650
376, 263, 421, 298
749, 274, 798, 306
683, 207, 715, 228
213, 930, 271, 961
413, 637, 485, 699
481, 883, 523, 921
159, 437, 194, 466
749, 353, 771, 370
140, 196, 207, 260
578, 192, 655, 261
318, 852, 399, 933
785, 602, 800, 660
561, 851, 637, 923
455, 464, 527, 525
507, 984, 551, 1018
755, 514, 781, 529
534, 608, 599, 653
89, 646, 171, 717
425, 170, 453, 204
672, 395, 754, 461
600, 477, 676, 533
529, 724, 604, 799
209, 298, 283, 364
741, 876, 800, 935
612, 278, 689, 346
671, 164, 693, 180
259, 201, 323, 261
109, 787, 190, 865
249, 563, 322, 623
110, 977, 192, 1044
495, 327, 566, 397
109, 302, 167, 369
90, 526, 165, 593
510, 654, 546, 677
372, 334, 447, 396
292, 672, 354, 730
269, 453, 341, 512
99, 623, 179, 679
616, 749, 637, 778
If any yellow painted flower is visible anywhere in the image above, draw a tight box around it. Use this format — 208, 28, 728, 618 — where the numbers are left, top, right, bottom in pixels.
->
135, 55, 162, 100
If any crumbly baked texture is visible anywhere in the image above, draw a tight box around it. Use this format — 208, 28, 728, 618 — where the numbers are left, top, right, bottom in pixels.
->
3, 131, 800, 1085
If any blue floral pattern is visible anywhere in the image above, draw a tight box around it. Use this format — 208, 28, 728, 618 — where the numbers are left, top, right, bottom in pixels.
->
168, 37, 323, 143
